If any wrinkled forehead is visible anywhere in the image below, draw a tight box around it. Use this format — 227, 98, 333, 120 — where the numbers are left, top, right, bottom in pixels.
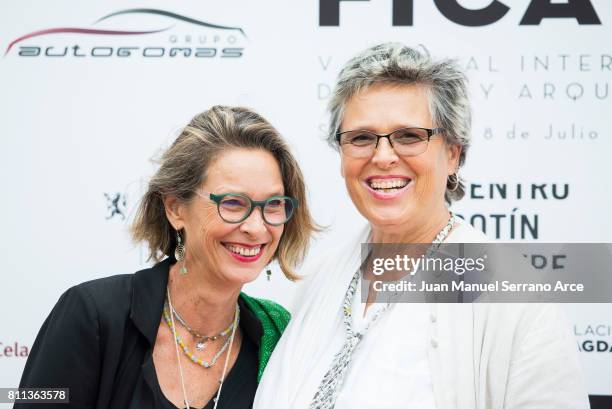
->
201, 148, 284, 198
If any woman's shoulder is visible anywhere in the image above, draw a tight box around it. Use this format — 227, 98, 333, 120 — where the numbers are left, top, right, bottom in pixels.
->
49, 273, 137, 331
446, 218, 488, 243
63, 259, 169, 322
76, 273, 134, 301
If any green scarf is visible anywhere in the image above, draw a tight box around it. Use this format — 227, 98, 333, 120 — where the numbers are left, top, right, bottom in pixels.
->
239, 293, 290, 382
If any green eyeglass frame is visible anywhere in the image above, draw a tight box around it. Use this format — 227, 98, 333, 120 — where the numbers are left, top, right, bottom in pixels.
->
196, 191, 299, 226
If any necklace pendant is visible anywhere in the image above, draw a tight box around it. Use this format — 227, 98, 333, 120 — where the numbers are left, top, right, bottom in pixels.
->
196, 341, 206, 351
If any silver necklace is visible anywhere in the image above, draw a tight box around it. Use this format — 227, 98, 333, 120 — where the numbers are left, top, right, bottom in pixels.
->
167, 301, 236, 351
309, 214, 456, 409
166, 288, 238, 409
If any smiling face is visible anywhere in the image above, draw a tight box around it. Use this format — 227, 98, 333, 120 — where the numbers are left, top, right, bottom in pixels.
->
168, 148, 285, 286
339, 83, 460, 233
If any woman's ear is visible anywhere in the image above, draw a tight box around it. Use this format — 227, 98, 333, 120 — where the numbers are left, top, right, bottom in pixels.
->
447, 144, 462, 175
163, 195, 184, 230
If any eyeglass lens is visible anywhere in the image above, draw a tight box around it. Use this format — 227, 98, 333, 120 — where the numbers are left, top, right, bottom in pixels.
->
339, 128, 430, 157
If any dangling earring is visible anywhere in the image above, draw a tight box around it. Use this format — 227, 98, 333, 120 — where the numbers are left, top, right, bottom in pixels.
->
175, 230, 188, 275
266, 268, 272, 281
447, 173, 460, 192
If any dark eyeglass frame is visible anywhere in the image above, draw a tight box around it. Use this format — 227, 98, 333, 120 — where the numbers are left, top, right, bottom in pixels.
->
335, 127, 445, 155
196, 191, 299, 226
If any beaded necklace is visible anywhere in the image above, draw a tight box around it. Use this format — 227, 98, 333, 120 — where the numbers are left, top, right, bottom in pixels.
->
169, 301, 235, 351
163, 300, 239, 368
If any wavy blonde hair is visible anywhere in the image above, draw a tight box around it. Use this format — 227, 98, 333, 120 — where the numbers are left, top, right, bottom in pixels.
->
131, 105, 317, 280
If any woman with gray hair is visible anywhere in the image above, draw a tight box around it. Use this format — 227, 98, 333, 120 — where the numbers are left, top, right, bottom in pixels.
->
254, 43, 588, 409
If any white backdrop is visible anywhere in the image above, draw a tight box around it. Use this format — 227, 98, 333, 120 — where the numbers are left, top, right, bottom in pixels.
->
1, 0, 611, 405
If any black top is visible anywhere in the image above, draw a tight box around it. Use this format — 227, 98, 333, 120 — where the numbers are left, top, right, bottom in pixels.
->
15, 258, 265, 409
153, 306, 260, 409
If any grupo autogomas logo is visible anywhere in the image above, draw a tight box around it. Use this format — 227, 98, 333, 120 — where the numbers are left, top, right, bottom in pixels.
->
4, 8, 246, 58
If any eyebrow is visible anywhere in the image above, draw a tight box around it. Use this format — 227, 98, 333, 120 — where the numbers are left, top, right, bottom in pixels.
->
213, 187, 285, 197
340, 124, 421, 133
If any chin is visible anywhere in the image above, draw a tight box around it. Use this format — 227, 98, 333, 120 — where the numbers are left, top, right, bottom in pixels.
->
360, 203, 414, 225
223, 266, 263, 285
367, 214, 409, 229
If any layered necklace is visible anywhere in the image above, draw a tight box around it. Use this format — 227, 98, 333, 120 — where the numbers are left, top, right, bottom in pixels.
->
309, 214, 457, 409
166, 288, 239, 409
172, 305, 236, 351
163, 300, 239, 368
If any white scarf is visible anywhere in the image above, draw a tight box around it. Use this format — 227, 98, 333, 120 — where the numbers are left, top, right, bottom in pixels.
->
253, 224, 371, 409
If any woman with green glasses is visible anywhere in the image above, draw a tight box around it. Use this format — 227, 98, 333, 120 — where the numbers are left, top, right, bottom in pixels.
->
16, 106, 317, 409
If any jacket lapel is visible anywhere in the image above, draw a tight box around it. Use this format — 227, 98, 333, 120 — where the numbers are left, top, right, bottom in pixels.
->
130, 258, 171, 344
129, 258, 172, 407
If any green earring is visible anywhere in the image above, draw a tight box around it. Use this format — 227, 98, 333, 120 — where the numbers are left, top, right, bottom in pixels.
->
266, 268, 272, 281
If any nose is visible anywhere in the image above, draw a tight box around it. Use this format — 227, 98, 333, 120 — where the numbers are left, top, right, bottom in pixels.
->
239, 206, 268, 237
371, 136, 399, 169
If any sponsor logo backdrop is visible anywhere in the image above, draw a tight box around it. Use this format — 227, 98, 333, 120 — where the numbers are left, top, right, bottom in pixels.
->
1, 0, 611, 404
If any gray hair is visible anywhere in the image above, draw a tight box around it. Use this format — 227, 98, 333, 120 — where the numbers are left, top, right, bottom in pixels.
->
327, 42, 471, 204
